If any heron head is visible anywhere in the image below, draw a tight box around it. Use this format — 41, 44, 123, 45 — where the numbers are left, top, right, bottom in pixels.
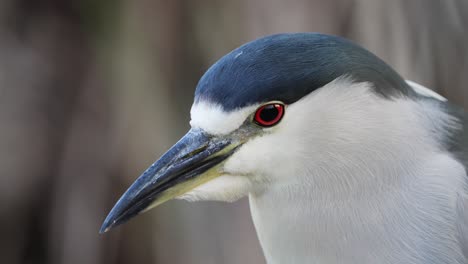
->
100, 33, 411, 233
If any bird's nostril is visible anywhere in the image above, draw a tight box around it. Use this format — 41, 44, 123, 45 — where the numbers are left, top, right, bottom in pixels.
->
178, 144, 209, 161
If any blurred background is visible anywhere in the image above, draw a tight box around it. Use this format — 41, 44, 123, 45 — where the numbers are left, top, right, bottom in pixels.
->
0, 0, 467, 263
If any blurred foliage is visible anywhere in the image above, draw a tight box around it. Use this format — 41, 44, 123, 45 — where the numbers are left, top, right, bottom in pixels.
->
76, 0, 121, 39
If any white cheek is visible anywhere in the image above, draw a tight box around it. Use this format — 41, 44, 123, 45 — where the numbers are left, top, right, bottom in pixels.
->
223, 125, 306, 181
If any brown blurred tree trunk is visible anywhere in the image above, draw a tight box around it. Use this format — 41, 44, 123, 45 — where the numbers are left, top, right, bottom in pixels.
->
0, 1, 86, 263
0, 1, 127, 264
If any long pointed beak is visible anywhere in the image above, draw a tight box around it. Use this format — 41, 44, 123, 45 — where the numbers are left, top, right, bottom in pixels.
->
100, 128, 241, 233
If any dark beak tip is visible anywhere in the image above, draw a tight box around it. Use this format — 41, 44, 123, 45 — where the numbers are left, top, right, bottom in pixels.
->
99, 215, 115, 234
99, 206, 123, 234
99, 221, 111, 234
99, 227, 108, 234
99, 196, 142, 234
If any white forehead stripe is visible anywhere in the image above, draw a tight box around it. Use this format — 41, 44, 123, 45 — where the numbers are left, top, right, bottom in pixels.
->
190, 102, 257, 135
406, 80, 447, 101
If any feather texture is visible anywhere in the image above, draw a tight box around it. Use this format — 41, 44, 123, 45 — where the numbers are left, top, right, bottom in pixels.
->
189, 78, 468, 263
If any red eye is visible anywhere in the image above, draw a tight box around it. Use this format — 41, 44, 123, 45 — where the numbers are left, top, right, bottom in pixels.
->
254, 103, 285, 127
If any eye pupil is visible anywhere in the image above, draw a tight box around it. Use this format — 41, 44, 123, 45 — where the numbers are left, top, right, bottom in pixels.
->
254, 103, 285, 127
259, 105, 279, 122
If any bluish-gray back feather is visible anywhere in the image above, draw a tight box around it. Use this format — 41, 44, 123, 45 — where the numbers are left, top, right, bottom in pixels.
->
443, 101, 468, 172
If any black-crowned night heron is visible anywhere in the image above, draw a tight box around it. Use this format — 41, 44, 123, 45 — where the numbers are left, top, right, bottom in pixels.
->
101, 33, 468, 264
